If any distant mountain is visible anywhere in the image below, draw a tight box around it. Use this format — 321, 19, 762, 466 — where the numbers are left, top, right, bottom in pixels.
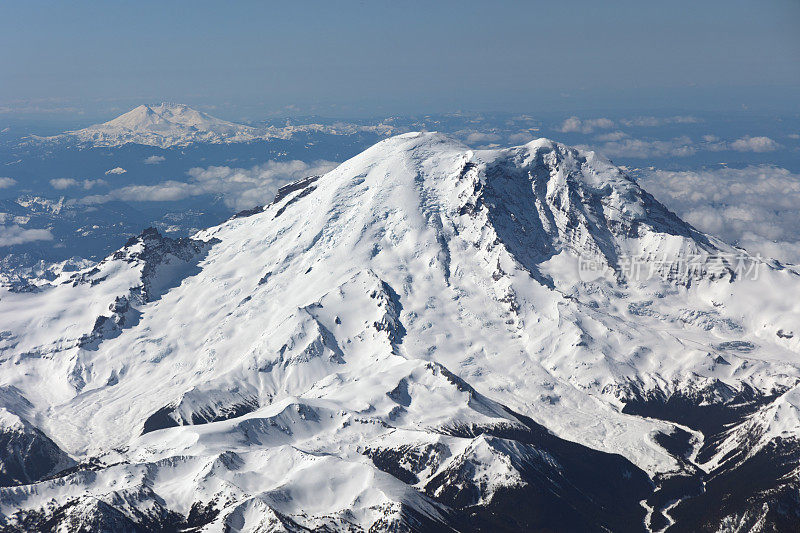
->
59, 103, 265, 148
37, 103, 398, 148
1, 133, 799, 531
101, 103, 256, 135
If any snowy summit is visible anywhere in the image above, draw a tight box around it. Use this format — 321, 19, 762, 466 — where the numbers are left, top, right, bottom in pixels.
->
62, 103, 263, 148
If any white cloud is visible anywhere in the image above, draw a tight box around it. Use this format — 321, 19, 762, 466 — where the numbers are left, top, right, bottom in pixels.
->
671, 116, 702, 124
703, 135, 781, 153
0, 225, 54, 247
557, 116, 614, 134
788, 133, 800, 140
83, 181, 192, 204
465, 132, 501, 144
582, 128, 780, 157
729, 136, 780, 152
0, 177, 16, 188
594, 131, 627, 142
82, 179, 106, 190
105, 167, 127, 175
50, 178, 106, 190
186, 160, 338, 210
80, 159, 338, 211
50, 178, 78, 189
508, 131, 536, 144
639, 165, 800, 263
144, 155, 166, 165
586, 136, 696, 158
619, 115, 701, 127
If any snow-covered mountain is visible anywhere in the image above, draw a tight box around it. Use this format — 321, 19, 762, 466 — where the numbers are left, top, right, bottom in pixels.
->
58, 103, 265, 148
1, 133, 799, 531
39, 103, 398, 148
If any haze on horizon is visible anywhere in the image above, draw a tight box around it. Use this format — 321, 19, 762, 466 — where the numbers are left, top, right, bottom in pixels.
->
1, 0, 799, 121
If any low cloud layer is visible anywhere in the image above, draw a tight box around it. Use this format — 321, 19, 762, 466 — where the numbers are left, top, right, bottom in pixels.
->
639, 165, 800, 263
593, 131, 627, 142
557, 116, 614, 134
619, 115, 701, 127
585, 134, 782, 159
50, 178, 106, 190
508, 131, 537, 144
0, 225, 54, 247
729, 136, 780, 152
557, 115, 701, 135
553, 114, 783, 159
81, 159, 338, 211
585, 137, 696, 158
465, 132, 501, 144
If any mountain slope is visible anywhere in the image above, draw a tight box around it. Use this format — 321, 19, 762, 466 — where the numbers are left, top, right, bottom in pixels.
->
1, 133, 799, 531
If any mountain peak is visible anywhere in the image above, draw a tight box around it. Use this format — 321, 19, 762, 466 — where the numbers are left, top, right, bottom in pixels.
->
102, 103, 234, 130
62, 103, 259, 147
2, 135, 797, 531
305, 132, 719, 285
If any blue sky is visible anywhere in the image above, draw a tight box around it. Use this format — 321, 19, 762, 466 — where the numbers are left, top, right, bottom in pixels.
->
1, 0, 799, 119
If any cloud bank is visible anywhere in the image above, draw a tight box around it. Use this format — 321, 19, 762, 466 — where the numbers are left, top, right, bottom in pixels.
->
557, 115, 701, 135
508, 131, 536, 144
557, 116, 614, 134
465, 132, 501, 144
81, 159, 338, 211
619, 116, 701, 127
0, 177, 16, 189
0, 225, 54, 247
729, 136, 780, 152
586, 134, 782, 159
50, 178, 106, 190
553, 115, 783, 159
639, 165, 800, 264
581, 136, 696, 159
